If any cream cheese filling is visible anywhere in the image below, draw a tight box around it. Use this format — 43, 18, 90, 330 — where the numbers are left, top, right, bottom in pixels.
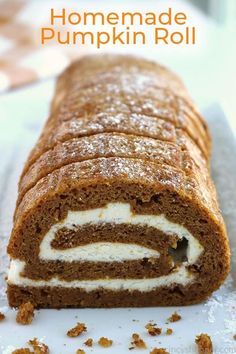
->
8, 202, 204, 290
40, 242, 160, 262
8, 260, 194, 291
39, 202, 203, 264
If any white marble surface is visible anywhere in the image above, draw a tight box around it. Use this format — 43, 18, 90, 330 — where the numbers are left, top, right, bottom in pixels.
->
1, 0, 235, 128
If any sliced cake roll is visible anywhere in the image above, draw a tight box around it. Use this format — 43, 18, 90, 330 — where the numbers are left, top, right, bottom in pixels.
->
17, 131, 207, 205
20, 56, 210, 181
7, 55, 230, 308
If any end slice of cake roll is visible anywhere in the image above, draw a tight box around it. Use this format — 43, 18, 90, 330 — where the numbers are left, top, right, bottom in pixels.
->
7, 55, 230, 308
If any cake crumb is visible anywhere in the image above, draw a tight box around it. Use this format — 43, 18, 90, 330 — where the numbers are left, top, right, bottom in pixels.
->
150, 349, 169, 354
12, 338, 49, 354
131, 333, 147, 349
84, 338, 93, 347
76, 350, 85, 354
98, 337, 113, 347
28, 338, 49, 353
148, 257, 156, 265
16, 302, 34, 325
67, 322, 87, 337
195, 333, 213, 354
145, 323, 162, 336
233, 334, 236, 340
168, 312, 181, 322
0, 312, 5, 321
166, 328, 173, 335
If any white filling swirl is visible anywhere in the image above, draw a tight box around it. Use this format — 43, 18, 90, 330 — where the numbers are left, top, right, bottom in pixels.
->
39, 203, 203, 264
8, 203, 204, 291
8, 260, 194, 291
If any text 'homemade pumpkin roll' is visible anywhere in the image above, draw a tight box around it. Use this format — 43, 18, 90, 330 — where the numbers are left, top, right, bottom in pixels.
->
7, 55, 230, 308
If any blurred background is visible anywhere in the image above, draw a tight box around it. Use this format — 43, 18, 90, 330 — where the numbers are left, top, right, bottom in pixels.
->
191, 0, 236, 24
190, 0, 236, 26
0, 0, 235, 132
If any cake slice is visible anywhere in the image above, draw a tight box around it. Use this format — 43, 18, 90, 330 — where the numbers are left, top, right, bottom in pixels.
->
7, 55, 230, 308
17, 131, 207, 206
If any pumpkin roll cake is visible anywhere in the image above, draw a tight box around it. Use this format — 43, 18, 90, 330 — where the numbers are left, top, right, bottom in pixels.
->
7, 55, 230, 308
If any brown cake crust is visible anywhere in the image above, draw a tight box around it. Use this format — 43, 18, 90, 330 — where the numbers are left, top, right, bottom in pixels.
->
13, 157, 221, 228
54, 83, 208, 151
19, 55, 210, 182
7, 281, 221, 308
7, 55, 230, 308
17, 132, 208, 206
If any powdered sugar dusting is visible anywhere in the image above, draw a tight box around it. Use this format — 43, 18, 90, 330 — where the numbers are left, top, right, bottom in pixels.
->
202, 275, 236, 343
